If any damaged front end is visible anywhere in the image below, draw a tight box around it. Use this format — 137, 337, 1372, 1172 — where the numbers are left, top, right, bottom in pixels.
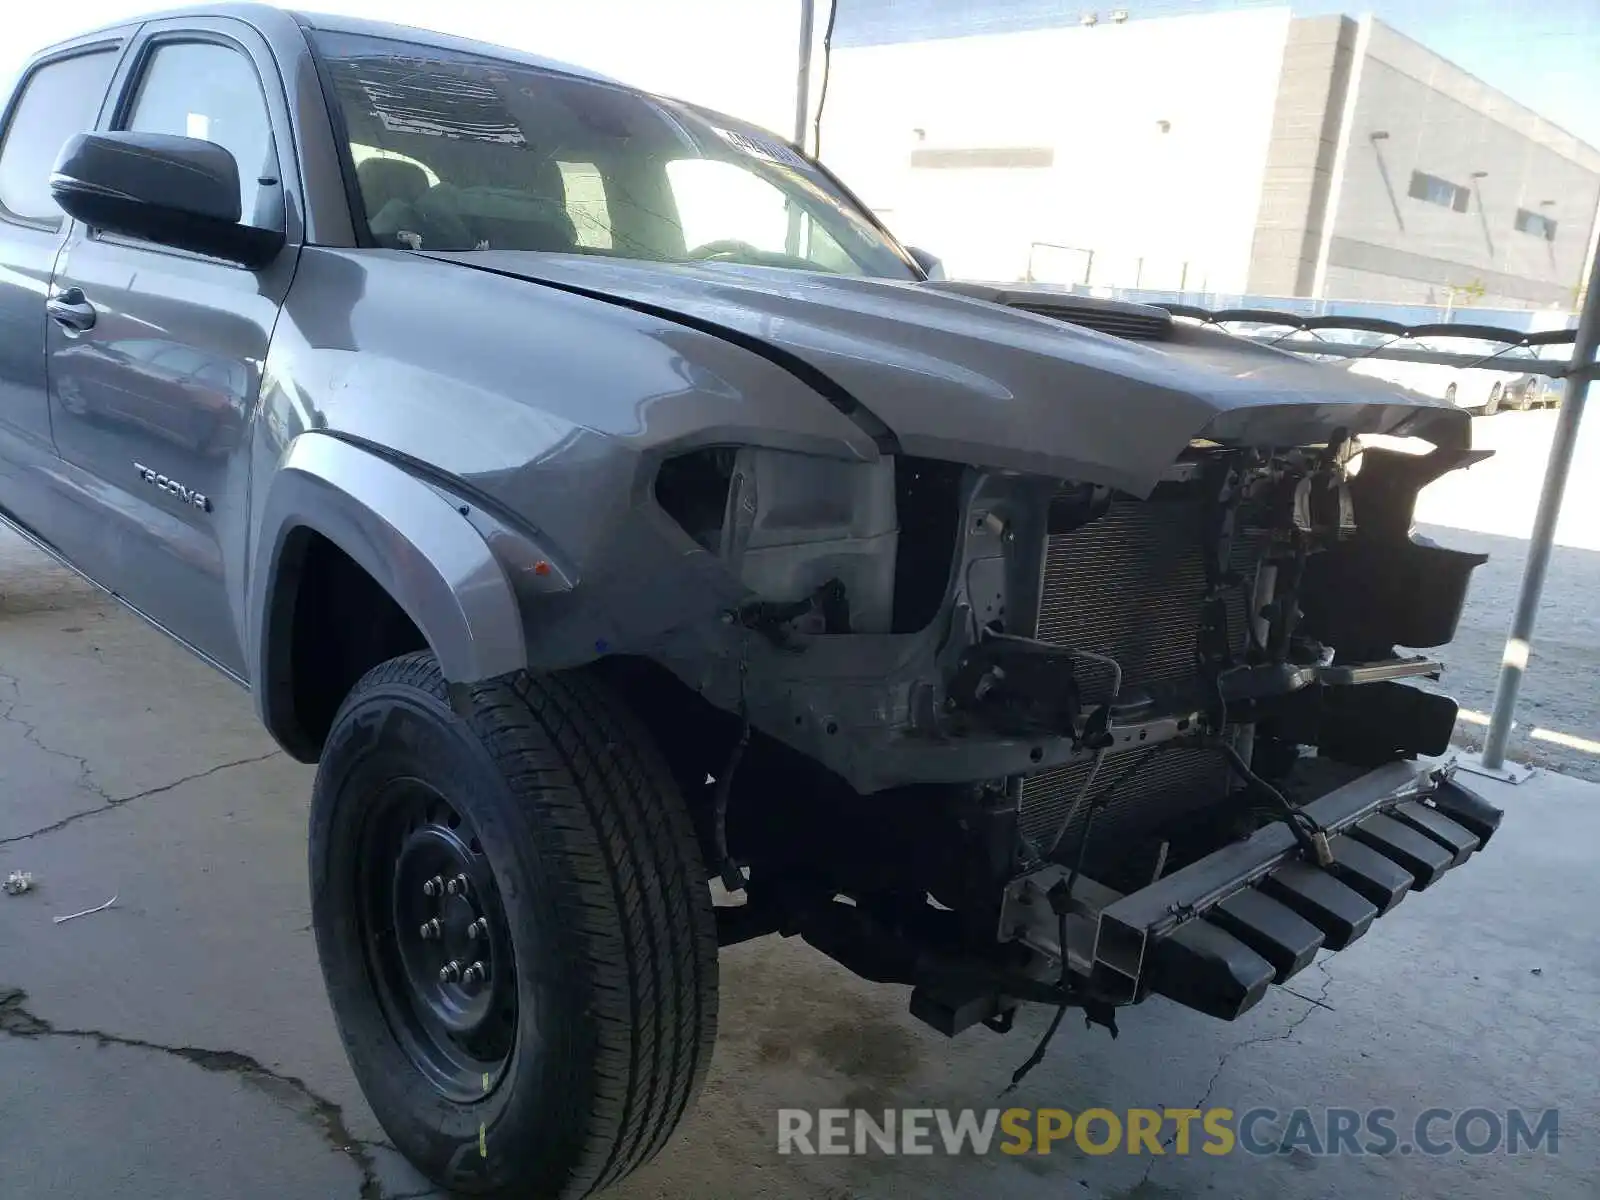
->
641, 412, 1499, 1040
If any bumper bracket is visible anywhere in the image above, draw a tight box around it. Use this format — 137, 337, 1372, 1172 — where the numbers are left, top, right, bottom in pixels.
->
1058, 762, 1501, 1021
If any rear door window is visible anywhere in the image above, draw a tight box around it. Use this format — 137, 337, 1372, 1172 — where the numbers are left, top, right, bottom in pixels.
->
0, 50, 120, 227
557, 162, 611, 249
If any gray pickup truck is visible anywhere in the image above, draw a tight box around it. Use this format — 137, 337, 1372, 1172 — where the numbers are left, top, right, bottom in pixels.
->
1, 6, 1502, 1196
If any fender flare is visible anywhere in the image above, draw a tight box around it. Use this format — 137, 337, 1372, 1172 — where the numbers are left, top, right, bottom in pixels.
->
248, 433, 527, 753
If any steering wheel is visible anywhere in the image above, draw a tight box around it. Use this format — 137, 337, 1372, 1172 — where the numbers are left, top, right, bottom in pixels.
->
688, 238, 766, 262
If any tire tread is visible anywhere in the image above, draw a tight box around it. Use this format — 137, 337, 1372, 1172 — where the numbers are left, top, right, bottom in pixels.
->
338, 653, 716, 1198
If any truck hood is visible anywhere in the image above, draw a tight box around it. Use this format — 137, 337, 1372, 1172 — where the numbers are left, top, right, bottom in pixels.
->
425, 252, 1467, 495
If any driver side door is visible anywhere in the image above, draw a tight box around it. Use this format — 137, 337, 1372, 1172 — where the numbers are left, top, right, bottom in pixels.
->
44, 17, 300, 676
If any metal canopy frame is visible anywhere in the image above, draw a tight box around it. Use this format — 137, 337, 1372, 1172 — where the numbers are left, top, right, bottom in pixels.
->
1161, 306, 1584, 376
1162, 246, 1600, 774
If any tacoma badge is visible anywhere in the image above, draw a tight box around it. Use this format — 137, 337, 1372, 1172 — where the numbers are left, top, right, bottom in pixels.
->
133, 462, 211, 512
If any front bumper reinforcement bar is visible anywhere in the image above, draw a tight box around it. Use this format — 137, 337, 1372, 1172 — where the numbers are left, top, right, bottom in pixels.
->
1002, 761, 1501, 1021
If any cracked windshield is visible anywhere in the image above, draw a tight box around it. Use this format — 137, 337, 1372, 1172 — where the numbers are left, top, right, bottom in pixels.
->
314, 29, 919, 277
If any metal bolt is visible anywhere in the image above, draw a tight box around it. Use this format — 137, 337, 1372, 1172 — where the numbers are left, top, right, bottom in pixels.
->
461, 961, 486, 986
439, 960, 461, 983
422, 875, 444, 897
445, 873, 470, 897
467, 918, 487, 940
419, 918, 441, 940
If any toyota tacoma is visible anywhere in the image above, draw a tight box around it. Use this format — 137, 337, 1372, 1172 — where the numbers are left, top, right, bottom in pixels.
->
0, 6, 1501, 1197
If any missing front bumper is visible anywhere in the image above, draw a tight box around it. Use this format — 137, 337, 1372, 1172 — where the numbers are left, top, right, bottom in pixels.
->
1000, 760, 1501, 1022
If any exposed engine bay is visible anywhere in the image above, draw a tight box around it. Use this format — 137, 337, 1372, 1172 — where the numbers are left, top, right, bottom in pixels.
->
637, 419, 1499, 1040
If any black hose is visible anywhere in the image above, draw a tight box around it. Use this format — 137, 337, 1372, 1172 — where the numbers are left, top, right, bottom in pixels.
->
1006, 761, 1125, 1092
1004, 942, 1069, 1093
1216, 741, 1332, 865
712, 720, 750, 891
812, 0, 839, 156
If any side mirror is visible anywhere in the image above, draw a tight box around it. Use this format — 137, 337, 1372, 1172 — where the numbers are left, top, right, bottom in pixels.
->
907, 245, 945, 280
50, 131, 284, 269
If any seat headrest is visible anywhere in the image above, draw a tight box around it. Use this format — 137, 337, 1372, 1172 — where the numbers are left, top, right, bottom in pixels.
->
527, 157, 567, 202
356, 158, 430, 214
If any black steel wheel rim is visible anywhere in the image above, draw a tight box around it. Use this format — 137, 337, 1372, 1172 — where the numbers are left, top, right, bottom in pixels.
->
356, 778, 517, 1102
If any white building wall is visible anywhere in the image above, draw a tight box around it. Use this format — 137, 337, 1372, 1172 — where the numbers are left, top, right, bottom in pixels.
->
821, 8, 1294, 289
1319, 19, 1600, 309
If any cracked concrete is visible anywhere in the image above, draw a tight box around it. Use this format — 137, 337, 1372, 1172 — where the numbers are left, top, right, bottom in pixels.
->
1125, 965, 1337, 1193
0, 986, 384, 1198
1193, 963, 1335, 1118
0, 667, 114, 804
0, 749, 281, 846
2, 527, 1598, 1200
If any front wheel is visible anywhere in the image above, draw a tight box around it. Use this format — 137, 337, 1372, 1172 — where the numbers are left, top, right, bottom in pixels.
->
310, 653, 718, 1198
1483, 382, 1502, 415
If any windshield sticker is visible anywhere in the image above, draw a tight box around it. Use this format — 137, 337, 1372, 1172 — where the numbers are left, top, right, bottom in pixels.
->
339, 58, 529, 146
713, 127, 808, 170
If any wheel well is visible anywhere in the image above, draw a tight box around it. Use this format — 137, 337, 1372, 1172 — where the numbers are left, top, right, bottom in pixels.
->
595, 657, 739, 866
594, 655, 863, 881
270, 529, 429, 759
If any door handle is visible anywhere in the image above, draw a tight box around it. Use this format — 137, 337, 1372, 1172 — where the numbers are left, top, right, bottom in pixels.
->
47, 288, 97, 332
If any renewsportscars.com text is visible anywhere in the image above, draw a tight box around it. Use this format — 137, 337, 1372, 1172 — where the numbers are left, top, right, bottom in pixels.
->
777, 1106, 1560, 1158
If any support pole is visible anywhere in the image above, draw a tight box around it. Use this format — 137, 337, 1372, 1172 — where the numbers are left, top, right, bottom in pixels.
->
1480, 240, 1600, 769
793, 0, 815, 150
786, 0, 816, 256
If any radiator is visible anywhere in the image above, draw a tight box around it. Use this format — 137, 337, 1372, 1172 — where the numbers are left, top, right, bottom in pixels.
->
1019, 495, 1248, 854
1017, 744, 1230, 851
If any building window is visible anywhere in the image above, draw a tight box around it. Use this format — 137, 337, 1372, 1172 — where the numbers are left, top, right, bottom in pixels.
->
1514, 207, 1557, 242
1408, 170, 1470, 213
910, 147, 1055, 169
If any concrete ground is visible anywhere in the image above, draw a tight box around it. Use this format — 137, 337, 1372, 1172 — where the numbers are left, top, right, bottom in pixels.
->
2, 407, 1598, 1199
1414, 408, 1600, 781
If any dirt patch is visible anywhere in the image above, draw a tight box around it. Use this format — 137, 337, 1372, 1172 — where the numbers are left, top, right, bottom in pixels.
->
811, 1016, 921, 1085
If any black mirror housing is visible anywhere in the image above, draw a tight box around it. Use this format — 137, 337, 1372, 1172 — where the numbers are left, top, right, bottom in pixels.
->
50, 131, 284, 269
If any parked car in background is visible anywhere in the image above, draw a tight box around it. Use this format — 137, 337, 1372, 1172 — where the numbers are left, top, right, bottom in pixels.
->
1505, 372, 1561, 410
1343, 335, 1527, 414
1342, 346, 1458, 406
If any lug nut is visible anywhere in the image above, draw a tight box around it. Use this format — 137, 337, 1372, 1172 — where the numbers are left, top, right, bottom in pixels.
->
461, 961, 486, 986
439, 960, 462, 983
445, 873, 470, 897
422, 875, 444, 898
467, 918, 486, 939
419, 918, 441, 940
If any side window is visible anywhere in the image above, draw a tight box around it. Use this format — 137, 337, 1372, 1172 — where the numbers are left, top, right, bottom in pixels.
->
120, 40, 278, 229
193, 358, 248, 400
151, 345, 209, 375
667, 159, 787, 254
557, 162, 612, 249
665, 158, 853, 269
0, 51, 119, 227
